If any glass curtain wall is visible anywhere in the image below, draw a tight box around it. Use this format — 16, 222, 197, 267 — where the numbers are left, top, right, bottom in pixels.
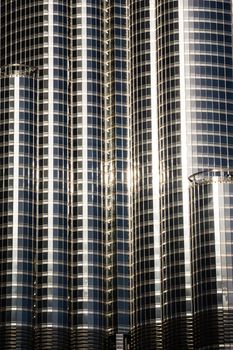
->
70, 1, 107, 348
184, 1, 233, 348
130, 1, 162, 349
0, 1, 70, 348
0, 65, 37, 350
156, 0, 193, 348
157, 0, 233, 348
189, 170, 233, 349
104, 1, 131, 348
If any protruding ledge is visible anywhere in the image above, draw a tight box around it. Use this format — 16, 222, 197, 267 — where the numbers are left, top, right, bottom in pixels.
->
188, 168, 233, 183
0, 64, 37, 77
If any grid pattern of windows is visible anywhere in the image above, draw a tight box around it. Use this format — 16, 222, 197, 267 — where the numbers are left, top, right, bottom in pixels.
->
157, 1, 233, 348
130, 1, 162, 349
0, 1, 45, 68
70, 2, 107, 348
1, 2, 70, 348
1, 1, 233, 350
184, 2, 233, 347
184, 0, 233, 172
190, 170, 233, 348
1, 1, 131, 349
156, 1, 193, 348
104, 0, 130, 344
70, 2, 130, 348
35, 2, 70, 347
0, 67, 37, 349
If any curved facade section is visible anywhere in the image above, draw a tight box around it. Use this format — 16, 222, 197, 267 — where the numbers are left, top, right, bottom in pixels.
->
70, 2, 107, 348
156, 1, 193, 347
130, 1, 162, 349
157, 0, 233, 348
0, 66, 37, 349
70, 1, 131, 348
183, 0, 233, 172
104, 1, 131, 347
1, 2, 71, 348
35, 3, 70, 348
182, 1, 233, 346
189, 170, 233, 349
2, 1, 233, 349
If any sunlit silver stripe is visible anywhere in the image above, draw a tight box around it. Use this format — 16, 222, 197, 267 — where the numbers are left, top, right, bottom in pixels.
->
12, 76, 20, 323
47, 1, 54, 314
150, 0, 161, 320
178, 1, 192, 314
212, 181, 223, 302
81, 0, 89, 317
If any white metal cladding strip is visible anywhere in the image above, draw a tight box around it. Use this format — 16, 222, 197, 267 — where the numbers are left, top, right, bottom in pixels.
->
47, 0, 54, 293
12, 76, 20, 305
150, 0, 161, 319
81, 0, 89, 304
178, 0, 192, 313
212, 181, 222, 295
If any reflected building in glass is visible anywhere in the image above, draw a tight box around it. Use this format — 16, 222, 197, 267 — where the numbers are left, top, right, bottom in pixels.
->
1, 1, 233, 349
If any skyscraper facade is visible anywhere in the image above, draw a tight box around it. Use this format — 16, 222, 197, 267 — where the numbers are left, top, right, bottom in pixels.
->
1, 1, 233, 350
